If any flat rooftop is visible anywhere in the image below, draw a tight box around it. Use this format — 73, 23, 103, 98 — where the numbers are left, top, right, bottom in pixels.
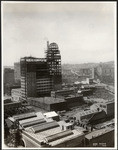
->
28, 97, 65, 104
86, 98, 106, 103
44, 111, 59, 118
11, 88, 21, 91
51, 89, 74, 93
21, 57, 46, 62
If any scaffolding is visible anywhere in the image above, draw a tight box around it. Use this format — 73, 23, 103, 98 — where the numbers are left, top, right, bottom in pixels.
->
45, 41, 62, 90
20, 42, 62, 100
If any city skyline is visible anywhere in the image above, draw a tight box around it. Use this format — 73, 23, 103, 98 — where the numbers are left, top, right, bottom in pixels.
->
2, 2, 116, 66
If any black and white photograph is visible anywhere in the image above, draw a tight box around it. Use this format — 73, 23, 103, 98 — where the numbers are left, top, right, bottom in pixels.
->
2, 1, 117, 149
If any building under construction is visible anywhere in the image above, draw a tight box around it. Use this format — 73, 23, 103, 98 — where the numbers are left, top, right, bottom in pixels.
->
20, 42, 62, 100
46, 42, 62, 90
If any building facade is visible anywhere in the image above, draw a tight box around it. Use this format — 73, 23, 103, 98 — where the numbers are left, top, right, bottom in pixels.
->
85, 128, 114, 147
4, 68, 15, 85
14, 62, 21, 84
99, 101, 114, 118
4, 68, 15, 95
51, 88, 75, 98
20, 57, 53, 100
11, 88, 22, 101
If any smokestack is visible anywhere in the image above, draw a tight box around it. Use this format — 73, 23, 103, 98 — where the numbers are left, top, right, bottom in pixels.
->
47, 41, 49, 50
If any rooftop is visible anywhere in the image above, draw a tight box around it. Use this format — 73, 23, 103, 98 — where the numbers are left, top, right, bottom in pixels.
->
19, 112, 44, 125
9, 112, 37, 122
28, 97, 65, 104
51, 88, 74, 93
23, 123, 84, 147
94, 119, 114, 129
49, 129, 84, 146
44, 111, 59, 118
75, 109, 99, 117
58, 120, 73, 127
4, 101, 21, 106
11, 88, 21, 92
20, 57, 46, 62
85, 127, 114, 140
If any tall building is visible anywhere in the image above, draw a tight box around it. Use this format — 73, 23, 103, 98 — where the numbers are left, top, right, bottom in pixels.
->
20, 42, 62, 100
46, 42, 62, 90
20, 57, 53, 100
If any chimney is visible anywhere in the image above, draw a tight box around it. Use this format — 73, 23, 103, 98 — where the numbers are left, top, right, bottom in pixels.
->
47, 41, 49, 50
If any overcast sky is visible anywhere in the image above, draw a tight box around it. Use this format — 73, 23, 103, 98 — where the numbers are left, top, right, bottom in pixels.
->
2, 2, 116, 66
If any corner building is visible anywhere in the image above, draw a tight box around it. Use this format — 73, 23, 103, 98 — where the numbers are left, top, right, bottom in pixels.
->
20, 42, 62, 100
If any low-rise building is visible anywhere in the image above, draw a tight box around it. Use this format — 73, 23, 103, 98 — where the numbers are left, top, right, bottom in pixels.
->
22, 124, 85, 147
27, 95, 85, 111
4, 98, 12, 104
51, 88, 75, 98
8, 111, 85, 147
58, 120, 74, 130
65, 95, 85, 108
85, 127, 114, 147
99, 100, 114, 118
11, 88, 21, 101
86, 78, 94, 84
43, 111, 60, 121
74, 109, 100, 123
77, 89, 93, 96
27, 97, 67, 111
4, 101, 22, 113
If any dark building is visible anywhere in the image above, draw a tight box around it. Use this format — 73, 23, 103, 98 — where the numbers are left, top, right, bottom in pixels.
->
51, 88, 75, 98
99, 100, 114, 118
27, 97, 67, 111
20, 57, 53, 100
46, 41, 62, 90
4, 68, 15, 86
4, 68, 15, 95
85, 128, 114, 147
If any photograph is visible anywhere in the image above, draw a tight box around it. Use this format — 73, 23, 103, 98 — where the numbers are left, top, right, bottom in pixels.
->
2, 1, 117, 149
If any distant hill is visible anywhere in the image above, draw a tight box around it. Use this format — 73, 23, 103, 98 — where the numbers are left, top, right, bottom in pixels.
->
101, 61, 114, 67
62, 61, 114, 70
3, 61, 114, 70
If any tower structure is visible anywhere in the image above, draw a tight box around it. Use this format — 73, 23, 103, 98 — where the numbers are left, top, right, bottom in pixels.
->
46, 41, 62, 90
